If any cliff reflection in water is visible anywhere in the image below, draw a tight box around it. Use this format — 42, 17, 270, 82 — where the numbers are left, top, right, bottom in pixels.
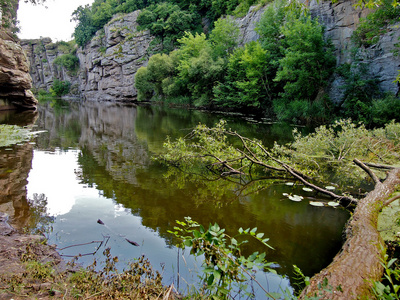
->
30, 101, 349, 286
0, 111, 53, 232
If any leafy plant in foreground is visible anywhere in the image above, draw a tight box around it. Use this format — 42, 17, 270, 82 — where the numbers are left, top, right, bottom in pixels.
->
373, 252, 400, 300
169, 216, 279, 299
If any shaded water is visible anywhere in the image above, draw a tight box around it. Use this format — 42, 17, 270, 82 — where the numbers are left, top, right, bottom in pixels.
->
0, 100, 350, 297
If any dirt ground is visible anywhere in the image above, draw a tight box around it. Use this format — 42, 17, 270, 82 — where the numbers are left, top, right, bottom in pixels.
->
0, 212, 63, 299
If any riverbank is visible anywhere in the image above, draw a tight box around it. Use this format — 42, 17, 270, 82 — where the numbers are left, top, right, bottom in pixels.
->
0, 212, 63, 299
0, 212, 177, 299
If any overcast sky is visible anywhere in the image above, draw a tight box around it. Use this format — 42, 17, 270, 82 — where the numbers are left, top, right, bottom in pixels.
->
17, 0, 94, 42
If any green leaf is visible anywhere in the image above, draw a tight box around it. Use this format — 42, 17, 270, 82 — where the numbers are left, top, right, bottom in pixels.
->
256, 233, 264, 239
387, 258, 397, 268
193, 230, 201, 238
207, 274, 214, 286
213, 270, 221, 283
199, 224, 205, 234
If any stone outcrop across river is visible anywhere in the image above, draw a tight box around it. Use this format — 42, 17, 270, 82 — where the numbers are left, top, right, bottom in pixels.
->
21, 0, 400, 102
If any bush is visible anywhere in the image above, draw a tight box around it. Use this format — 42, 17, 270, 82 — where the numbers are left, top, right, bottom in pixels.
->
50, 80, 71, 97
53, 54, 79, 72
370, 94, 400, 126
273, 98, 332, 124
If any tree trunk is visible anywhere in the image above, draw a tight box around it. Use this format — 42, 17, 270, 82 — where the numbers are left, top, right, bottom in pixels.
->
299, 168, 400, 299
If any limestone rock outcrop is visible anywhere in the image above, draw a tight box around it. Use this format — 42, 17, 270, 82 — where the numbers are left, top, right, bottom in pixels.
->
306, 0, 400, 97
21, 38, 81, 96
77, 11, 158, 101
0, 30, 37, 110
22, 1, 400, 103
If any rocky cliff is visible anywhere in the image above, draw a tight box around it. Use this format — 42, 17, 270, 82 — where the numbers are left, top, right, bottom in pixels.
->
306, 0, 400, 98
22, 0, 400, 102
22, 11, 157, 102
0, 30, 37, 111
21, 38, 81, 96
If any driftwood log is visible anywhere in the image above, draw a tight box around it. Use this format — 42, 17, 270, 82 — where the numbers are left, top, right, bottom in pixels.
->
299, 167, 400, 299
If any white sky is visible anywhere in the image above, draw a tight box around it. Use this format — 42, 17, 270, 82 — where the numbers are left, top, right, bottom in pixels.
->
17, 0, 94, 42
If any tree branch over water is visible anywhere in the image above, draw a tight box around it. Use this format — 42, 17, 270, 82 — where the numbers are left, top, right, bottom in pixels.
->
157, 119, 400, 299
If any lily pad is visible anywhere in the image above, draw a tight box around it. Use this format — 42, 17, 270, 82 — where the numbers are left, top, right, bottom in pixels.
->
285, 182, 294, 186
309, 201, 324, 207
328, 202, 340, 207
302, 187, 313, 192
289, 195, 303, 202
325, 186, 336, 190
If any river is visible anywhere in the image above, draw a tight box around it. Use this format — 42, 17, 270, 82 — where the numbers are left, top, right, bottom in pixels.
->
0, 100, 350, 298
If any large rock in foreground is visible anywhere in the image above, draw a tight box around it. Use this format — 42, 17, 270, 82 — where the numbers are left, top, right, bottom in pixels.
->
0, 30, 37, 111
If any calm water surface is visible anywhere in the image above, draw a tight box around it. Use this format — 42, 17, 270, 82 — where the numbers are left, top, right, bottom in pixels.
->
0, 100, 350, 297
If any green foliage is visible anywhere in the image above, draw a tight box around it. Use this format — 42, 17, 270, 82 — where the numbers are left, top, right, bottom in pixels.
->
169, 217, 276, 298
209, 17, 240, 59
50, 80, 71, 97
71, 0, 249, 48
274, 15, 336, 102
72, 5, 98, 47
353, 0, 400, 47
137, 2, 199, 52
0, 246, 169, 299
53, 54, 79, 72
335, 62, 400, 126
276, 119, 400, 187
373, 252, 400, 299
214, 41, 275, 110
135, 51, 179, 101
159, 119, 400, 196
273, 98, 332, 124
370, 94, 400, 126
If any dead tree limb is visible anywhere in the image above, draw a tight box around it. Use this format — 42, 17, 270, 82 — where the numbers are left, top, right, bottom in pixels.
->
299, 168, 400, 300
354, 158, 381, 185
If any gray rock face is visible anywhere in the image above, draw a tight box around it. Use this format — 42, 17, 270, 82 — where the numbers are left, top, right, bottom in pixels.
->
234, 5, 266, 47
77, 11, 158, 101
23, 2, 400, 103
21, 38, 81, 96
305, 0, 400, 99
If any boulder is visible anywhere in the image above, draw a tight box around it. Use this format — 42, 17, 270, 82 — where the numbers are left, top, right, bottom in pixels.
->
0, 30, 37, 110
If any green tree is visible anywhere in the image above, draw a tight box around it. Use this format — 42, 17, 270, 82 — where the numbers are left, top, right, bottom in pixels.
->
274, 15, 335, 102
72, 5, 97, 47
175, 32, 226, 105
214, 41, 275, 110
209, 17, 240, 59
137, 2, 198, 52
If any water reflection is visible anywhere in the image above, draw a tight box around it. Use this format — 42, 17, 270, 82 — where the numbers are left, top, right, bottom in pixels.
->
1, 101, 350, 296
0, 110, 53, 232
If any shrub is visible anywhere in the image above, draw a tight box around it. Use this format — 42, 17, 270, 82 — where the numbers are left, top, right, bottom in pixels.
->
370, 94, 400, 126
53, 54, 80, 72
50, 80, 71, 97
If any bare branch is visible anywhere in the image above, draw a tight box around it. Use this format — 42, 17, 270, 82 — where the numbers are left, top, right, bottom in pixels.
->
384, 194, 400, 206
354, 158, 381, 185
364, 162, 396, 170
283, 165, 357, 205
